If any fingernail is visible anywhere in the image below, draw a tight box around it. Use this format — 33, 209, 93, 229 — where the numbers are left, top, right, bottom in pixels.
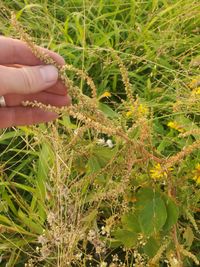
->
40, 65, 58, 83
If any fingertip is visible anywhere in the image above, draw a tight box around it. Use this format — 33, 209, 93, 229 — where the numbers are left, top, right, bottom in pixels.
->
66, 94, 72, 106
45, 80, 68, 95
39, 65, 58, 84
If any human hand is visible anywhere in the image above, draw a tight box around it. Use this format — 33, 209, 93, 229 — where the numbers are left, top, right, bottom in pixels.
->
0, 37, 70, 128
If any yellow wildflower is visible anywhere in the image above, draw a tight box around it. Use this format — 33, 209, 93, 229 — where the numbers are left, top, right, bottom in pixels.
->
150, 163, 173, 180
167, 121, 184, 133
188, 78, 200, 89
192, 87, 200, 95
126, 110, 133, 117
126, 103, 149, 118
98, 91, 111, 100
138, 104, 149, 115
192, 163, 200, 185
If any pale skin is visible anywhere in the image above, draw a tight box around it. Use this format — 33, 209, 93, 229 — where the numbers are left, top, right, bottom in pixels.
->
0, 36, 71, 128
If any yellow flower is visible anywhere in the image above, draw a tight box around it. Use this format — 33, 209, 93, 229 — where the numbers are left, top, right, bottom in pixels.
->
98, 91, 111, 100
138, 104, 149, 115
150, 163, 173, 180
192, 163, 200, 185
189, 78, 200, 89
167, 121, 184, 133
126, 110, 133, 117
192, 87, 200, 95
126, 103, 149, 118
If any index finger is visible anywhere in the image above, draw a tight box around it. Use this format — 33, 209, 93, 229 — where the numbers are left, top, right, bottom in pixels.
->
0, 107, 58, 128
0, 37, 65, 66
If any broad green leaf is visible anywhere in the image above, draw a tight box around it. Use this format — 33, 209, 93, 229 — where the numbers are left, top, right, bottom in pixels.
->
87, 156, 102, 174
87, 146, 117, 174
94, 146, 117, 162
114, 229, 138, 248
143, 237, 160, 258
121, 213, 141, 233
136, 187, 161, 209
163, 196, 179, 232
107, 238, 122, 248
98, 103, 118, 118
139, 197, 167, 236
183, 226, 194, 249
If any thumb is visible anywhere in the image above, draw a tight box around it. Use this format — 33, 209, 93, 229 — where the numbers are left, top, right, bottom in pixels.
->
0, 65, 58, 95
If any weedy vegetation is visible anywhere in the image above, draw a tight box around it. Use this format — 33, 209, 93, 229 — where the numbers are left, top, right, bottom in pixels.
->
0, 0, 200, 266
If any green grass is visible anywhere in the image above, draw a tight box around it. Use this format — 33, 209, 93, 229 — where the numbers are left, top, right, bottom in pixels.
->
0, 0, 200, 266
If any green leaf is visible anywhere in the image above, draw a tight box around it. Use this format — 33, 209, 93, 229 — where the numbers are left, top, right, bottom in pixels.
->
0, 214, 13, 225
87, 156, 102, 174
107, 238, 122, 248
36, 142, 54, 219
59, 116, 76, 129
2, 190, 17, 215
0, 215, 36, 236
87, 146, 117, 174
0, 201, 8, 212
139, 197, 167, 236
0, 130, 25, 143
98, 103, 118, 118
143, 237, 160, 258
136, 187, 161, 209
163, 196, 179, 232
121, 213, 141, 233
183, 226, 194, 249
94, 146, 117, 162
157, 138, 173, 153
175, 115, 200, 140
18, 209, 43, 234
114, 229, 138, 248
81, 209, 98, 225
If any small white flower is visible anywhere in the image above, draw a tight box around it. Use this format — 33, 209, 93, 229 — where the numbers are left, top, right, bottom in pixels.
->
101, 226, 106, 235
171, 257, 179, 266
106, 139, 114, 148
101, 225, 110, 236
112, 254, 119, 262
100, 261, 107, 267
97, 138, 106, 146
87, 229, 96, 241
74, 129, 79, 135
38, 235, 47, 245
75, 252, 83, 259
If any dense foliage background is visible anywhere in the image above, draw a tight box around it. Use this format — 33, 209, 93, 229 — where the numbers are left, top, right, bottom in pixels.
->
0, 0, 200, 266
